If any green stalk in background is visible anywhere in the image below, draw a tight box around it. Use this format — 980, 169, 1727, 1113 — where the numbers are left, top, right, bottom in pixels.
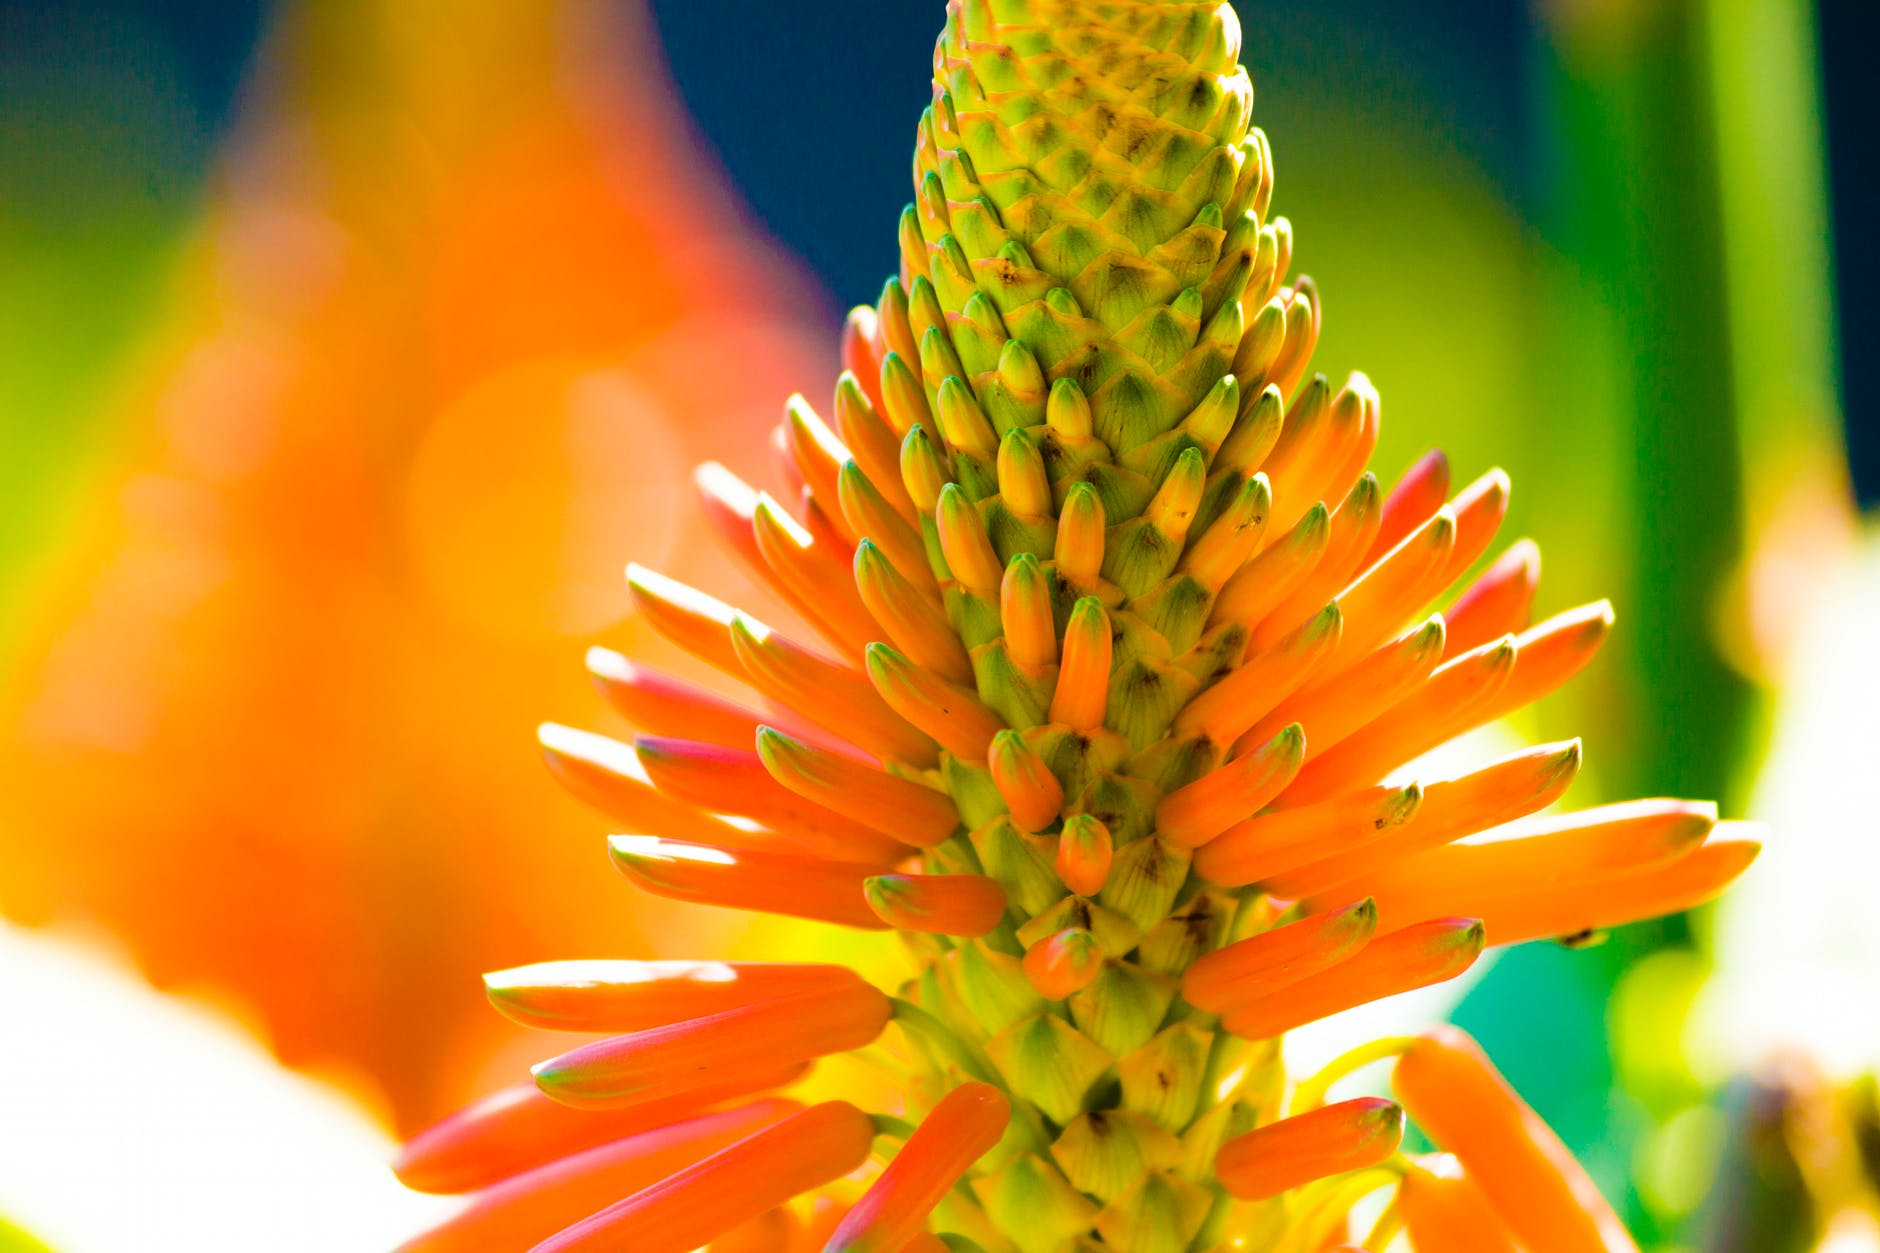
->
1459, 0, 1850, 1247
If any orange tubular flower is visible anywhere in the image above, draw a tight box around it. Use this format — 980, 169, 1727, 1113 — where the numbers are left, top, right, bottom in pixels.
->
825, 1083, 1010, 1253
1215, 1097, 1405, 1200
1394, 1026, 1639, 1252
531, 1102, 877, 1253
395, 3, 1755, 1247
1395, 1154, 1523, 1253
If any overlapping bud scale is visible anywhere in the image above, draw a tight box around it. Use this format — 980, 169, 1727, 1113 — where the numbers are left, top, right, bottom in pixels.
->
396, 2, 1754, 1249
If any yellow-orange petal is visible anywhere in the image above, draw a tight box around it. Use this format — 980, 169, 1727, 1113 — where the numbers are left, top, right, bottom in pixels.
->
532, 981, 891, 1108
856, 540, 974, 684
1261, 740, 1582, 901
843, 310, 885, 407
395, 1101, 802, 1253
866, 642, 1006, 760
757, 726, 958, 848
865, 872, 1007, 936
781, 397, 853, 543
1048, 597, 1113, 731
1022, 926, 1104, 1000
610, 836, 890, 931
750, 493, 880, 659
1175, 604, 1341, 743
537, 724, 761, 847
482, 959, 861, 1033
1443, 540, 1540, 657
1215, 1097, 1404, 1200
395, 1077, 807, 1196
1220, 918, 1485, 1040
936, 484, 1003, 597
1251, 474, 1381, 649
1157, 724, 1307, 848
1448, 832, 1760, 947
635, 735, 910, 866
1368, 449, 1450, 564
1054, 814, 1113, 897
836, 375, 915, 519
1477, 600, 1614, 724
708, 1205, 802, 1253
730, 614, 938, 768
531, 1101, 878, 1253
1053, 481, 1106, 587
1334, 798, 1718, 930
1181, 898, 1378, 1013
841, 462, 934, 594
1211, 501, 1330, 629
1000, 554, 1059, 670
1244, 616, 1445, 760
625, 563, 745, 682
1433, 468, 1510, 590
989, 730, 1065, 833
1394, 1027, 1638, 1253
1194, 783, 1421, 889
1276, 633, 1517, 807
1323, 505, 1455, 668
1397, 1154, 1522, 1253
825, 1084, 1010, 1253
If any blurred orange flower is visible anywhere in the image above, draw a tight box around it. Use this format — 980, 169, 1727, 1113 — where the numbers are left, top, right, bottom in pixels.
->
0, 0, 827, 1130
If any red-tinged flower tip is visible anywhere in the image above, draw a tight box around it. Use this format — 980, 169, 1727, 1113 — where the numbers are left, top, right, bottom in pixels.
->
530, 1101, 877, 1253
1369, 449, 1450, 563
531, 980, 892, 1109
395, 1077, 809, 1195
1394, 1026, 1639, 1253
1181, 898, 1377, 1014
1022, 926, 1105, 1000
483, 959, 864, 1032
1396, 1154, 1522, 1253
395, 1100, 801, 1253
585, 649, 768, 751
1445, 539, 1541, 657
864, 872, 1007, 936
1333, 799, 1720, 933
825, 1083, 1010, 1253
1220, 918, 1485, 1040
1214, 1097, 1404, 1201
1156, 723, 1306, 849
608, 836, 891, 931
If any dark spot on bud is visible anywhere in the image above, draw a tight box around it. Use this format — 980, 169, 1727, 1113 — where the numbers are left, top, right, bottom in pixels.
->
1557, 928, 1607, 949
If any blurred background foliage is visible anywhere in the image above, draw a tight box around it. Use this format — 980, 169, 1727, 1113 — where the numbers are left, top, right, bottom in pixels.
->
0, 0, 1874, 1248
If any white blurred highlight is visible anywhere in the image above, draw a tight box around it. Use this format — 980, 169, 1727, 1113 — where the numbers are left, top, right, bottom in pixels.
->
0, 922, 446, 1251
1697, 535, 1880, 1080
